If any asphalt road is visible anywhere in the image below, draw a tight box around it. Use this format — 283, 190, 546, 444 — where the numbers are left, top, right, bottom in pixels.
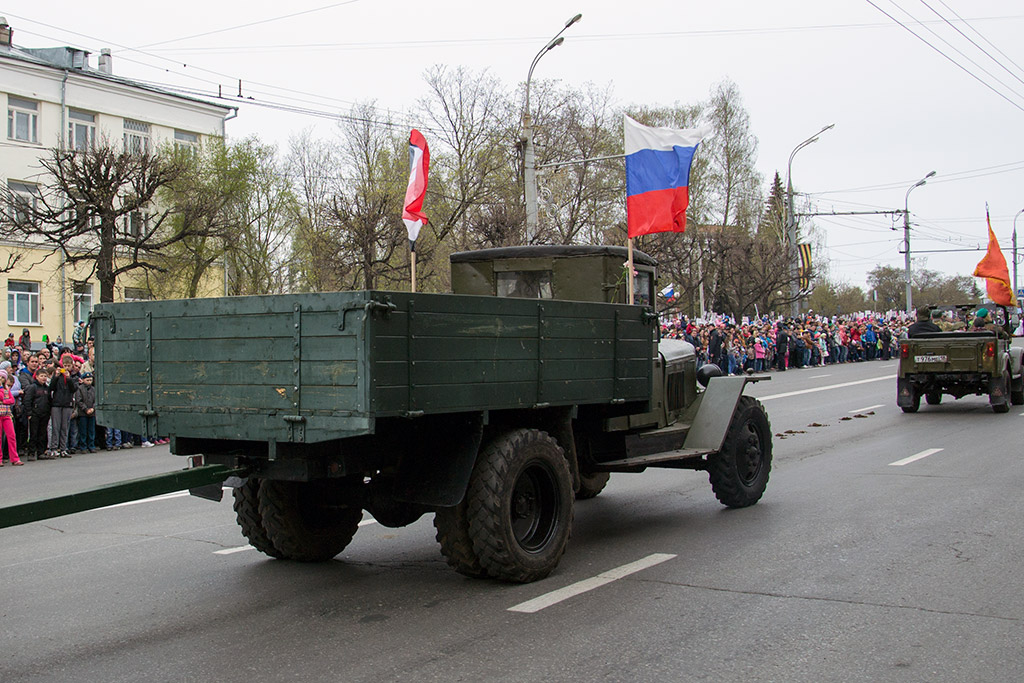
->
1, 358, 1022, 682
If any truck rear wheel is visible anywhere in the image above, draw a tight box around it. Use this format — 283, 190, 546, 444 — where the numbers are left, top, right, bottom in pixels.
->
434, 500, 488, 578
900, 392, 921, 413
258, 480, 363, 562
466, 429, 574, 583
708, 396, 772, 508
232, 478, 284, 559
575, 471, 610, 500
992, 372, 1011, 413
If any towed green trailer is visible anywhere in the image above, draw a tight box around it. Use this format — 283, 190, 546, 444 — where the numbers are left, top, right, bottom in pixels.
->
3, 245, 772, 583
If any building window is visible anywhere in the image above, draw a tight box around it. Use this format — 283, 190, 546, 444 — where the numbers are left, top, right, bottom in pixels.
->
7, 280, 40, 325
7, 180, 39, 223
174, 129, 199, 150
125, 210, 145, 239
123, 287, 153, 302
7, 96, 39, 143
68, 110, 96, 151
123, 118, 151, 155
73, 281, 93, 322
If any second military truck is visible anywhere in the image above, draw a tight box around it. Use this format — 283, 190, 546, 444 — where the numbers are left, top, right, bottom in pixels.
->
10, 245, 772, 584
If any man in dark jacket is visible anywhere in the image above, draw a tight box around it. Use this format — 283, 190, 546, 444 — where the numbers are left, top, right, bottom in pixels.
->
907, 306, 941, 337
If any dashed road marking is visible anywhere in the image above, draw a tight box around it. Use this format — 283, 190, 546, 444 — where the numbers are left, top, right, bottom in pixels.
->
214, 545, 254, 555
850, 404, 885, 413
107, 491, 191, 509
759, 374, 896, 401
810, 374, 831, 379
890, 448, 943, 467
507, 553, 676, 614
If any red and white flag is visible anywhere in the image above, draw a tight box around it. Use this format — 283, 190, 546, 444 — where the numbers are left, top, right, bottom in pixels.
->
402, 129, 430, 249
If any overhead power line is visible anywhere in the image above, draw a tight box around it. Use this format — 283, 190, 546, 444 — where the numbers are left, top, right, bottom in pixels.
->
863, 0, 1024, 114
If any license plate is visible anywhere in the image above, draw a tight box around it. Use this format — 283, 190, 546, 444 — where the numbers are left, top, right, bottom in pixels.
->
914, 354, 948, 363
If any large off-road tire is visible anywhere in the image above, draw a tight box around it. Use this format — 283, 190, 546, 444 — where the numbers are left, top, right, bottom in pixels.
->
466, 428, 574, 583
708, 396, 772, 508
925, 391, 942, 405
992, 372, 1011, 413
575, 471, 610, 500
258, 480, 363, 562
434, 500, 488, 578
901, 391, 921, 413
1011, 378, 1024, 406
232, 478, 284, 559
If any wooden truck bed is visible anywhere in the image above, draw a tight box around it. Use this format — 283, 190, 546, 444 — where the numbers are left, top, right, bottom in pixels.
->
93, 291, 655, 445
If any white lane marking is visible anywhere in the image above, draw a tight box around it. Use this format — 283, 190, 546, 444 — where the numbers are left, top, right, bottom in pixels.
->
214, 519, 378, 555
106, 491, 191, 509
810, 374, 831, 379
850, 404, 885, 413
215, 545, 254, 555
507, 553, 676, 614
759, 375, 896, 401
890, 448, 943, 467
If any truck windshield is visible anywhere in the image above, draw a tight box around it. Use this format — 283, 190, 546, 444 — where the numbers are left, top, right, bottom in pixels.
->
496, 271, 553, 299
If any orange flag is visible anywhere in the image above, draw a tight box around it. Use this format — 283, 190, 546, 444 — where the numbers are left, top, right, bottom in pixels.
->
973, 206, 1017, 307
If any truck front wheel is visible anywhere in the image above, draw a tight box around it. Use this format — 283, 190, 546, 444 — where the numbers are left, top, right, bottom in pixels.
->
258, 480, 363, 562
708, 396, 772, 508
232, 478, 284, 559
466, 429, 574, 583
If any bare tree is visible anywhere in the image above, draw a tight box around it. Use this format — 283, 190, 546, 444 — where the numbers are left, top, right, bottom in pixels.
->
0, 142, 214, 302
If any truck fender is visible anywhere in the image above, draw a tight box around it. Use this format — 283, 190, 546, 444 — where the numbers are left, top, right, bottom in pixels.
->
1009, 346, 1024, 377
682, 376, 753, 452
393, 412, 484, 507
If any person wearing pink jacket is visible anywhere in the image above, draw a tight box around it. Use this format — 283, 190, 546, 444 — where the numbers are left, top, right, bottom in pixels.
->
0, 369, 23, 466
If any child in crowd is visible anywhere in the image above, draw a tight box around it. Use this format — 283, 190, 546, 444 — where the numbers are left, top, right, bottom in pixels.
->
74, 372, 97, 453
0, 369, 23, 466
25, 367, 52, 460
48, 354, 78, 458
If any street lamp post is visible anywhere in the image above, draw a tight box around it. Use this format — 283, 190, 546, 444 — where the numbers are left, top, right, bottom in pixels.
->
903, 170, 936, 315
523, 13, 582, 243
1013, 208, 1024, 297
785, 124, 834, 317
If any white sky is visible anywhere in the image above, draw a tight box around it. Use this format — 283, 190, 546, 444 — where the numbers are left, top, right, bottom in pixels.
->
8, 1, 1024, 293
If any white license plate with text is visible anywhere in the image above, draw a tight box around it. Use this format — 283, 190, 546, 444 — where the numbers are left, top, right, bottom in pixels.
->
914, 354, 948, 363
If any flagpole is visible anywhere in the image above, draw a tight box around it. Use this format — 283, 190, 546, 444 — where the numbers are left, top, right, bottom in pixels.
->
410, 242, 417, 293
627, 238, 635, 305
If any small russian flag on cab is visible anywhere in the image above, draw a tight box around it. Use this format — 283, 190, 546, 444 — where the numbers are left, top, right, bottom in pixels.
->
624, 115, 709, 239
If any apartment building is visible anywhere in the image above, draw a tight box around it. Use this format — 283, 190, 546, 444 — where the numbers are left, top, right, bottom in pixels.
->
1, 18, 236, 342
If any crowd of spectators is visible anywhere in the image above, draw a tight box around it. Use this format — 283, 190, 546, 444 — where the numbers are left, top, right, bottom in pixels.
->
0, 324, 167, 468
661, 310, 914, 374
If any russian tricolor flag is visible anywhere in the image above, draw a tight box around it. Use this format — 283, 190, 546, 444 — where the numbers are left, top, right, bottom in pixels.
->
624, 115, 709, 238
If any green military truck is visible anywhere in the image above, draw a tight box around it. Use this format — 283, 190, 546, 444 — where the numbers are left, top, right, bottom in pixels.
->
2, 245, 771, 583
898, 305, 1024, 413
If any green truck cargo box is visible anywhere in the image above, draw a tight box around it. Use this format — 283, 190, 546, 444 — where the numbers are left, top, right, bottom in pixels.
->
92, 290, 656, 445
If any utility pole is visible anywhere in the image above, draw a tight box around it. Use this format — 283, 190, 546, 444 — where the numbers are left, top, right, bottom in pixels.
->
902, 170, 936, 315
1014, 208, 1023, 298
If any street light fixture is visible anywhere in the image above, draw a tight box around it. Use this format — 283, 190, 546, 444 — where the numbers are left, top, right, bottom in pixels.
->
785, 123, 834, 317
903, 170, 936, 315
523, 13, 582, 243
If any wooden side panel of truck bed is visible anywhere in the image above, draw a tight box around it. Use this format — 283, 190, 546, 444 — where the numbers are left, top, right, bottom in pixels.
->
93, 291, 654, 444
